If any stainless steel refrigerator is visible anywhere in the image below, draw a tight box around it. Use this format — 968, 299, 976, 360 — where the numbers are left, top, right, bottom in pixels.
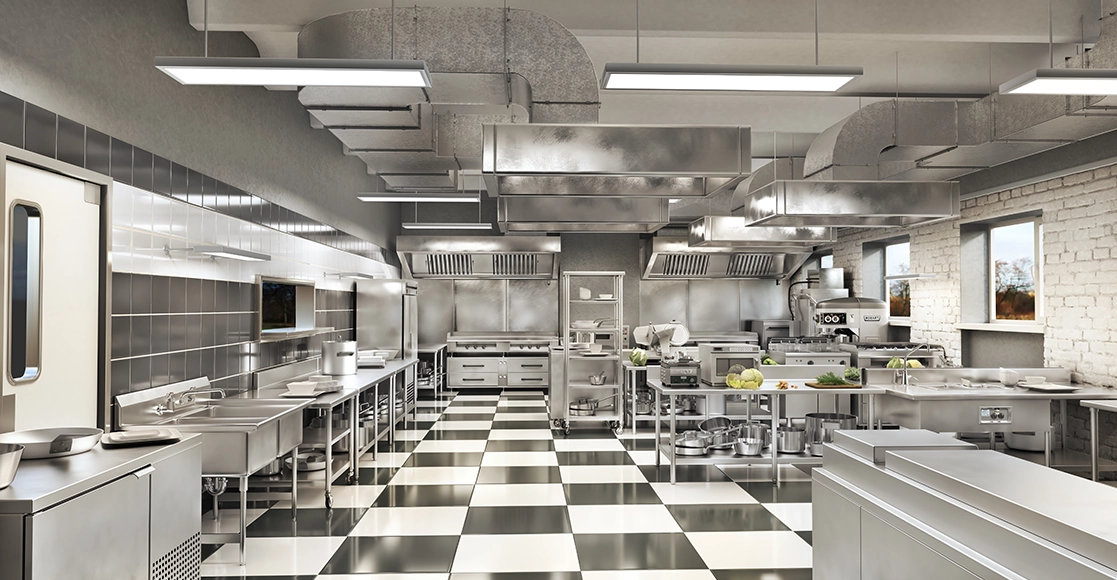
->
356, 280, 418, 384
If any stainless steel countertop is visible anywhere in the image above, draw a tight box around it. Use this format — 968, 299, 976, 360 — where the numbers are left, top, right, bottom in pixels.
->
237, 358, 420, 409
0, 435, 201, 514
417, 343, 448, 353
834, 429, 976, 464
886, 449, 1117, 571
647, 375, 885, 396
1082, 400, 1117, 413
871, 382, 1117, 401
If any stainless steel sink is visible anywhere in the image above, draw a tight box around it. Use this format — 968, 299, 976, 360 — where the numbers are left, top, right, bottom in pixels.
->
179, 405, 299, 420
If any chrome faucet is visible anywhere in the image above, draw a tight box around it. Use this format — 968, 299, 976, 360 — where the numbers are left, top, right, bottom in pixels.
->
154, 385, 227, 416
899, 342, 930, 386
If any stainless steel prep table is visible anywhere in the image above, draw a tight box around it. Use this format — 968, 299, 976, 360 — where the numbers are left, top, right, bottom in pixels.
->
872, 378, 1117, 470
235, 358, 419, 507
418, 343, 447, 397
647, 373, 884, 484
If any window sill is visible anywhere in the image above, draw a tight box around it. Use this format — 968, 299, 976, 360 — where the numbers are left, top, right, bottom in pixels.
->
889, 319, 911, 328
955, 322, 1045, 335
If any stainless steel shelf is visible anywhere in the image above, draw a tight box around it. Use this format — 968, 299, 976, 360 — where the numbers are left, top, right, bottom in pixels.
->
301, 427, 351, 447
657, 441, 822, 466
569, 299, 618, 304
570, 412, 621, 421
570, 355, 620, 361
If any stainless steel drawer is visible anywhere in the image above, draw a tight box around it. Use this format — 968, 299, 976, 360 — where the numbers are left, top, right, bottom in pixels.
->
448, 358, 501, 373
506, 358, 549, 373
507, 372, 549, 387
448, 372, 499, 387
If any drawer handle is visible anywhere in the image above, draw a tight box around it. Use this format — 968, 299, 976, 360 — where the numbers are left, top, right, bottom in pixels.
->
521, 364, 544, 368
462, 378, 486, 382
463, 364, 485, 368
519, 377, 544, 382
132, 465, 156, 479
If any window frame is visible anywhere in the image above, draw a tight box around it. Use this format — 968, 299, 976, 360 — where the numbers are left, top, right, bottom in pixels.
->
987, 216, 1043, 324
881, 239, 912, 320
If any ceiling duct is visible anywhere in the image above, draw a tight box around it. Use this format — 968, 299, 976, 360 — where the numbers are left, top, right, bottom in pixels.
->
298, 7, 600, 193
803, 13, 1117, 185
397, 236, 559, 279
689, 216, 835, 249
737, 180, 960, 228
497, 197, 670, 233
642, 236, 810, 280
482, 124, 751, 198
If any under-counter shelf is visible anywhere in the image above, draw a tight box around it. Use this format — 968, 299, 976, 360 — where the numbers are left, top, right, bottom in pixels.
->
656, 441, 822, 466
569, 354, 620, 361
301, 427, 351, 447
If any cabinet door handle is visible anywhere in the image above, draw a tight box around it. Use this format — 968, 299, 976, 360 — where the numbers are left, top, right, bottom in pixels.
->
462, 378, 486, 382
519, 377, 544, 382
463, 364, 485, 368
521, 364, 544, 368
132, 465, 156, 478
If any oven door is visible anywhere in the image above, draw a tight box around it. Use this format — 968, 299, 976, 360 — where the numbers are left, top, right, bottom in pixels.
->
707, 354, 759, 383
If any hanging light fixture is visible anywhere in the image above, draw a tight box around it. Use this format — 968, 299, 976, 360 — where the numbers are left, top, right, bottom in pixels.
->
359, 192, 480, 203
400, 185, 491, 230
601, 0, 861, 92
156, 0, 431, 88
999, 0, 1115, 94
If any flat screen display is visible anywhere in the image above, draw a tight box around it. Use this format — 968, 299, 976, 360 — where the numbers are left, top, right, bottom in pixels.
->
261, 282, 298, 330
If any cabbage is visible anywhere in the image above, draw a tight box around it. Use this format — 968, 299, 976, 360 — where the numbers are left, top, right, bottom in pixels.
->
727, 364, 748, 375
906, 359, 923, 369
629, 348, 648, 366
886, 357, 904, 369
727, 368, 764, 390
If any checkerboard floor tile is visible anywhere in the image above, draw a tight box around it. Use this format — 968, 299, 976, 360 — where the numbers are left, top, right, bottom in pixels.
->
201, 390, 820, 578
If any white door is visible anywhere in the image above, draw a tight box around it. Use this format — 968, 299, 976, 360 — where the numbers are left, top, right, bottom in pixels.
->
2, 161, 100, 430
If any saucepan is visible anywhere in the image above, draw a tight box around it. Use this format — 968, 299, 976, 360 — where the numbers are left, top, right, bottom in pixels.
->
569, 393, 617, 416
675, 430, 712, 456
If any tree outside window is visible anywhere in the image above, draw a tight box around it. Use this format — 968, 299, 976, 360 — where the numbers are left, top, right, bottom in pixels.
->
991, 220, 1039, 321
885, 242, 910, 317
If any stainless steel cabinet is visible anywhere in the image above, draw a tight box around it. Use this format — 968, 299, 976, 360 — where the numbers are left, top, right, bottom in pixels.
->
860, 511, 979, 580
26, 468, 151, 580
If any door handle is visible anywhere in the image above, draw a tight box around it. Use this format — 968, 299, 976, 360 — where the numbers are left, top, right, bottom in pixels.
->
132, 465, 156, 479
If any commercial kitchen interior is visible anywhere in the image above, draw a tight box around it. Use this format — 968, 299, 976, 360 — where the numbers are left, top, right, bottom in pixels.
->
6, 0, 1117, 578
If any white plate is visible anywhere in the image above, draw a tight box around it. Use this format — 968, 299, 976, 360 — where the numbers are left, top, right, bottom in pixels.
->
280, 391, 321, 398
579, 352, 611, 357
1021, 383, 1081, 393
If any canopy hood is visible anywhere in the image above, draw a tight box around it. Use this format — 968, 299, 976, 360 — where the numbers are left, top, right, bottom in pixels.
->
736, 179, 960, 228
688, 216, 835, 249
642, 235, 810, 281
482, 123, 751, 198
397, 236, 559, 279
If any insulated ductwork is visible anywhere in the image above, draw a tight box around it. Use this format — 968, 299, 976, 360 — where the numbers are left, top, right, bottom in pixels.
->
803, 13, 1117, 184
397, 236, 559, 279
497, 197, 671, 233
297, 7, 600, 192
642, 236, 810, 280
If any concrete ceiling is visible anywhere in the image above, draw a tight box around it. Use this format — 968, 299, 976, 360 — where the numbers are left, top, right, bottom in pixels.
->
185, 0, 1105, 136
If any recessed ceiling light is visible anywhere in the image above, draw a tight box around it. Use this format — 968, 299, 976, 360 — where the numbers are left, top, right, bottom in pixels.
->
154, 57, 432, 88
999, 68, 1117, 95
359, 192, 480, 203
401, 222, 492, 230
601, 63, 862, 92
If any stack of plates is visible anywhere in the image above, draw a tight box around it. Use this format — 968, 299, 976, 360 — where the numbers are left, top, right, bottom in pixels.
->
358, 351, 386, 368
102, 428, 181, 448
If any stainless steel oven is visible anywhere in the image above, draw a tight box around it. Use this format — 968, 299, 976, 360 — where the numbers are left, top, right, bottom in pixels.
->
698, 343, 761, 386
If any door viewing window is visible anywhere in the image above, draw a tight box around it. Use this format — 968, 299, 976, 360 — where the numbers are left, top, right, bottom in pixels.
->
991, 219, 1040, 321
10, 203, 42, 382
884, 241, 910, 317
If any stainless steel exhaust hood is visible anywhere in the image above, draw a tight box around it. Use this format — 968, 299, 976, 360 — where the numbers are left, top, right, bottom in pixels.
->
397, 236, 559, 279
738, 180, 960, 228
498, 197, 670, 233
643, 236, 810, 280
688, 216, 834, 249
482, 123, 751, 198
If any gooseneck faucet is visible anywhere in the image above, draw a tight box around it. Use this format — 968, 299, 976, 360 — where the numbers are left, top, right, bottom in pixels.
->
899, 342, 931, 386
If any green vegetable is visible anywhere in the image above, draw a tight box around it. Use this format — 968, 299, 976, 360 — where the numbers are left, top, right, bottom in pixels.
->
815, 372, 849, 385
727, 364, 748, 375
844, 367, 861, 382
629, 348, 648, 366
727, 368, 765, 390
907, 359, 923, 369
761, 356, 779, 366
886, 357, 905, 369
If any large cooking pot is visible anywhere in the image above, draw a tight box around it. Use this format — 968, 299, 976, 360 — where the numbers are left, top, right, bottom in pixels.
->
634, 388, 654, 415
806, 412, 858, 456
322, 340, 357, 375
776, 426, 807, 454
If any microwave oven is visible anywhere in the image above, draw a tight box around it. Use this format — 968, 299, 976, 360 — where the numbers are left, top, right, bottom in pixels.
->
698, 343, 762, 386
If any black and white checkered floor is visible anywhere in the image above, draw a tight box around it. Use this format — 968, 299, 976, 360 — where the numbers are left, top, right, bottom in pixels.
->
201, 391, 814, 579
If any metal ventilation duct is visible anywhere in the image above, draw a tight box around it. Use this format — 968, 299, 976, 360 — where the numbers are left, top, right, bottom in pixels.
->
642, 236, 810, 280
497, 197, 670, 233
397, 236, 559, 279
482, 124, 751, 198
738, 180, 960, 228
688, 216, 834, 249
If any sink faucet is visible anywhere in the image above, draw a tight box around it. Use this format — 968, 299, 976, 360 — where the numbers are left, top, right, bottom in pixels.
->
899, 342, 931, 386
154, 385, 227, 416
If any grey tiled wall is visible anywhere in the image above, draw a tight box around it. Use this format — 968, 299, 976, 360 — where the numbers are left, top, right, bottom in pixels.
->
110, 273, 355, 399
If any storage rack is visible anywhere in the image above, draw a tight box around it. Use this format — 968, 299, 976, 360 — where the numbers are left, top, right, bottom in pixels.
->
560, 271, 625, 435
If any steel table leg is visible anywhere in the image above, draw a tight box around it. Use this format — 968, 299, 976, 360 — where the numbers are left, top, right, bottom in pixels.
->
654, 388, 662, 467
350, 396, 359, 482
1092, 407, 1100, 482
669, 393, 677, 485
868, 394, 876, 429
772, 394, 781, 484
389, 376, 397, 444
325, 410, 333, 500
1044, 430, 1051, 468
239, 476, 248, 565
1061, 399, 1068, 451
290, 446, 298, 518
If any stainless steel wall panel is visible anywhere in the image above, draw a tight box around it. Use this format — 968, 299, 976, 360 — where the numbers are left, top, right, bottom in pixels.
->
416, 279, 453, 344
357, 279, 405, 350
507, 280, 558, 334
740, 280, 793, 320
689, 280, 741, 331
639, 281, 689, 327
453, 280, 506, 332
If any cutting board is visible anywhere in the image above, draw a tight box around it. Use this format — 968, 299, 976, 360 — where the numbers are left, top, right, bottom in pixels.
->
805, 382, 862, 389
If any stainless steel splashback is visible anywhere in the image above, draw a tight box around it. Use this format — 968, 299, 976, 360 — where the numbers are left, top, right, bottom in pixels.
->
417, 278, 559, 342
356, 279, 417, 354
639, 279, 791, 332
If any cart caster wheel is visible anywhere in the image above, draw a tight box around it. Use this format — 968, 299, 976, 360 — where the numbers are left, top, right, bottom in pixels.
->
346, 474, 357, 485
552, 419, 562, 429
325, 493, 334, 510
614, 425, 624, 436
563, 427, 571, 436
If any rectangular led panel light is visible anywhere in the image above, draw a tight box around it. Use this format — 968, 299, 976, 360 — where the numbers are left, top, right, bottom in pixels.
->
999, 68, 1117, 95
358, 192, 480, 203
401, 222, 492, 230
155, 57, 432, 88
601, 63, 862, 92
191, 245, 272, 262
333, 272, 379, 279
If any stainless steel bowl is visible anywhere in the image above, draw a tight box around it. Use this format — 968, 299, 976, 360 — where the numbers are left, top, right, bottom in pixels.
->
734, 437, 763, 456
0, 427, 103, 459
0, 443, 24, 489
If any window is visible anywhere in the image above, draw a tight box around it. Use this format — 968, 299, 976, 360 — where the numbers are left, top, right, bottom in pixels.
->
990, 219, 1041, 321
884, 241, 910, 318
820, 254, 834, 269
